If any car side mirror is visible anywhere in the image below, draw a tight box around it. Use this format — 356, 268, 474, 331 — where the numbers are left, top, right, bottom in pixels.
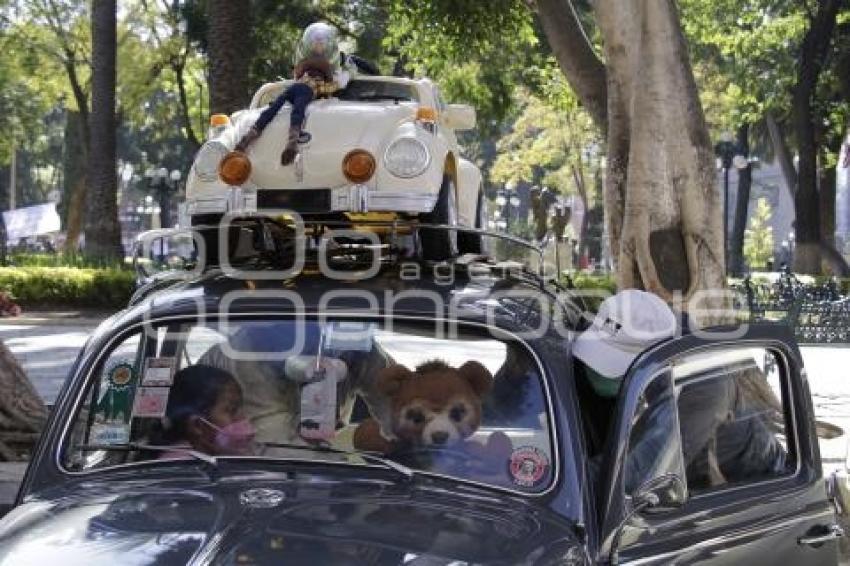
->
133, 228, 203, 285
609, 474, 687, 565
633, 473, 687, 514
443, 104, 476, 131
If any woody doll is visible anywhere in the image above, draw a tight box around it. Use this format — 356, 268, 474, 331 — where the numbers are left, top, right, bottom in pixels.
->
235, 22, 348, 165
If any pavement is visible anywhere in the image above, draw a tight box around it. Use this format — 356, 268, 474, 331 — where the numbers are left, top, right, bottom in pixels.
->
0, 310, 109, 405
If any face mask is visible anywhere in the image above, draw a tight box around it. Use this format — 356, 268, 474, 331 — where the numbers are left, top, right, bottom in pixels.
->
201, 417, 256, 455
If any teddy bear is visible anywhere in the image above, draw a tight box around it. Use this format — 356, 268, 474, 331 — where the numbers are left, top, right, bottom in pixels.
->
353, 359, 512, 472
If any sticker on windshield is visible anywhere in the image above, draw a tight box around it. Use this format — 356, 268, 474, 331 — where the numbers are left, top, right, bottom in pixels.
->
90, 422, 131, 445
95, 361, 138, 424
132, 387, 171, 418
142, 357, 176, 386
508, 446, 549, 488
325, 322, 375, 352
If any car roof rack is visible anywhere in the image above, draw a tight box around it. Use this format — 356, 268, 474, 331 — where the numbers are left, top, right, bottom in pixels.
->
130, 215, 590, 326
132, 214, 567, 290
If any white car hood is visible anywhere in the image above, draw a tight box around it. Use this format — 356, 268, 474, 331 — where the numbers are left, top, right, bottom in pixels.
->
228, 99, 419, 190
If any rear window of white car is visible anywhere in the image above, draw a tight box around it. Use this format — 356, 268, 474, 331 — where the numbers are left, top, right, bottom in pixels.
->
338, 80, 418, 103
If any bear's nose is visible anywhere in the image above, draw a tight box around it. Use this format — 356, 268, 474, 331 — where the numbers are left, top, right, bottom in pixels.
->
431, 431, 449, 445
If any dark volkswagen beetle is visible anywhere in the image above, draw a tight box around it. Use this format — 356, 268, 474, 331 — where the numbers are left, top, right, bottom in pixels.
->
0, 221, 843, 565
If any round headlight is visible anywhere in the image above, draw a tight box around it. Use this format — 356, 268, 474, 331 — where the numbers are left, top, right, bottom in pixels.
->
193, 141, 228, 182
384, 138, 430, 178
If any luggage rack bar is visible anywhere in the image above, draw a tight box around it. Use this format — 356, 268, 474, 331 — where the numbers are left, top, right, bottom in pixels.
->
133, 215, 549, 288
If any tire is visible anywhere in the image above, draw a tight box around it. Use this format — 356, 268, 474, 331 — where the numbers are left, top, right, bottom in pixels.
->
457, 187, 487, 255
421, 176, 459, 261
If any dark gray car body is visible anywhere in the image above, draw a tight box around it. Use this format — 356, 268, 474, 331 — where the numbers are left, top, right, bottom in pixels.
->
0, 265, 840, 565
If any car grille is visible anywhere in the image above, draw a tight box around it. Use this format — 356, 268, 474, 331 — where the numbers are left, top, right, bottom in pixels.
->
257, 189, 331, 213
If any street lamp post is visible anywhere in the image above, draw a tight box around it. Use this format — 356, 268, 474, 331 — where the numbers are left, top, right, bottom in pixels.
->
144, 167, 182, 229
714, 132, 747, 268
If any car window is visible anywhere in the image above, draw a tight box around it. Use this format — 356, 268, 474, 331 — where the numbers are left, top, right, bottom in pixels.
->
623, 347, 793, 498
624, 371, 687, 494
673, 348, 792, 493
433, 86, 447, 112
63, 319, 555, 494
65, 332, 143, 471
337, 80, 418, 102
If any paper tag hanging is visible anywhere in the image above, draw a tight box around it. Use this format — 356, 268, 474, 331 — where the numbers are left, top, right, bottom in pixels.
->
299, 373, 337, 442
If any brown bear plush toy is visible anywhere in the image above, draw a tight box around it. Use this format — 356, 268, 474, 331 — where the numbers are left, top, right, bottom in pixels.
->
353, 360, 512, 469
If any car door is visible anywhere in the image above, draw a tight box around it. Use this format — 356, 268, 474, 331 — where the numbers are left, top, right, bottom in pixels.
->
597, 323, 840, 565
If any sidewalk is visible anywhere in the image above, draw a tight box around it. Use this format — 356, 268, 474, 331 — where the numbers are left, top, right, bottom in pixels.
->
0, 310, 110, 404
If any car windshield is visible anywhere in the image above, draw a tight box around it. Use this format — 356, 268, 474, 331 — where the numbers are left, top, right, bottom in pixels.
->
337, 80, 418, 102
64, 318, 555, 494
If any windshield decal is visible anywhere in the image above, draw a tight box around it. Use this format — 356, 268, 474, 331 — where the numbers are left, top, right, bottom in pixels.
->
509, 446, 550, 489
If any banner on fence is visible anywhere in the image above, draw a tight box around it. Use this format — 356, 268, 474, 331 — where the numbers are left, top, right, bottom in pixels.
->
2, 204, 61, 242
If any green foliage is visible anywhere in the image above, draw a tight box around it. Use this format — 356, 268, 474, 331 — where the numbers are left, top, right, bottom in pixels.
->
383, 0, 542, 135
679, 0, 805, 129
491, 81, 601, 200
0, 266, 134, 307
743, 198, 775, 269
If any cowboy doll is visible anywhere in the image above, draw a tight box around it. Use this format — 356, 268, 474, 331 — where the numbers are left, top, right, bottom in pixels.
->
235, 22, 349, 165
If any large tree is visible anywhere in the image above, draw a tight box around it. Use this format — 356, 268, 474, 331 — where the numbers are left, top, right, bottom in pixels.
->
206, 0, 252, 115
792, 0, 844, 273
389, 0, 725, 312
86, 0, 121, 259
537, 0, 724, 310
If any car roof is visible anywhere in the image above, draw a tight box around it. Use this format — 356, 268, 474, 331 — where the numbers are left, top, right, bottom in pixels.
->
98, 262, 575, 349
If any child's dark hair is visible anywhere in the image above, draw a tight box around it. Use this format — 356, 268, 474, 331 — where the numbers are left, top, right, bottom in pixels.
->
156, 364, 238, 444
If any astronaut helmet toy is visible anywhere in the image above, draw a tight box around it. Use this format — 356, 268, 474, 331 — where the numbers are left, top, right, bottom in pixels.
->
294, 22, 340, 67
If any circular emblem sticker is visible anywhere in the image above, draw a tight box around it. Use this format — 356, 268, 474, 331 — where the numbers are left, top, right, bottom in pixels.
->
107, 362, 136, 391
508, 446, 549, 488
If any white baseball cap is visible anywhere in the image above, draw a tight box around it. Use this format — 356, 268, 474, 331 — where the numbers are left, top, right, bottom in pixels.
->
573, 290, 677, 396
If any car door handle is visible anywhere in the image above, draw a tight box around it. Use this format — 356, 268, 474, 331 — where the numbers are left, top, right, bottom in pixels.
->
798, 524, 845, 546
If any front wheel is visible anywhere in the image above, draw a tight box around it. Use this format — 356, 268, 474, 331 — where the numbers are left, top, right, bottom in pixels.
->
420, 176, 459, 261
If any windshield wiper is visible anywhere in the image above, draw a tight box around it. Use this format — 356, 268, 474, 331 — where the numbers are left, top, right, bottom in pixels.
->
259, 441, 414, 480
76, 443, 217, 467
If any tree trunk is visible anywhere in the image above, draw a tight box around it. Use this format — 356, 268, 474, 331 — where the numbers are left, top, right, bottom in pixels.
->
0, 340, 47, 460
61, 110, 87, 252
207, 0, 252, 115
86, 0, 122, 261
791, 0, 841, 274
765, 111, 797, 198
819, 161, 836, 250
174, 57, 201, 150
729, 124, 752, 277
592, 0, 724, 318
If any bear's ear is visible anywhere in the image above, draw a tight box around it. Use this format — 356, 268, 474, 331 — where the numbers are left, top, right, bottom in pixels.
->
458, 361, 493, 397
376, 365, 414, 397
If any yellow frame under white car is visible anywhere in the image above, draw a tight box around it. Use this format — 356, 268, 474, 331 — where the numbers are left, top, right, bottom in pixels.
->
183, 76, 483, 234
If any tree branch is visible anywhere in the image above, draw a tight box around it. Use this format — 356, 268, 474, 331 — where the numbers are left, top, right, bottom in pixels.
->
531, 0, 608, 130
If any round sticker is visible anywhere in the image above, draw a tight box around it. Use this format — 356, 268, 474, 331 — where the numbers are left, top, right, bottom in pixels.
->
508, 446, 549, 488
107, 362, 136, 390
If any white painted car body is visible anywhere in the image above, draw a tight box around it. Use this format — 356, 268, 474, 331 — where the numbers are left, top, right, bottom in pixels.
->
184, 76, 482, 227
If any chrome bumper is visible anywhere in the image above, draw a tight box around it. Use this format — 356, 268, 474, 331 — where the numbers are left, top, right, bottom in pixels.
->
184, 185, 437, 220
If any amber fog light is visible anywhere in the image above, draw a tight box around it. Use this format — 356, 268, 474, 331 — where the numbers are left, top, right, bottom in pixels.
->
342, 149, 376, 183
219, 151, 252, 186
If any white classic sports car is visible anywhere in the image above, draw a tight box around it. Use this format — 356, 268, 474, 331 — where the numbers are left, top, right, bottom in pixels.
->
185, 76, 487, 259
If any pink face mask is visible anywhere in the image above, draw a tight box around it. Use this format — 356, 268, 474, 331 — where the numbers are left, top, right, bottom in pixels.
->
201, 417, 256, 455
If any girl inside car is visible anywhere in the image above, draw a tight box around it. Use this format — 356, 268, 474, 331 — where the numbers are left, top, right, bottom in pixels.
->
156, 364, 256, 457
